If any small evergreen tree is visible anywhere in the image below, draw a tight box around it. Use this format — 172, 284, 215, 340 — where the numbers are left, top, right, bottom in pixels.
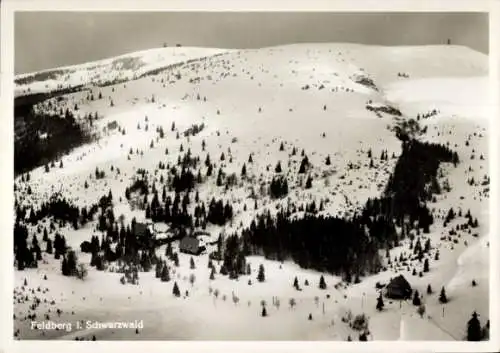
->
190, 257, 195, 269
376, 294, 384, 311
275, 161, 282, 173
257, 264, 265, 282
423, 258, 430, 272
467, 311, 482, 341
161, 266, 170, 282
305, 175, 313, 189
427, 284, 433, 294
319, 275, 327, 289
412, 290, 421, 306
172, 282, 180, 297
46, 238, 53, 254
66, 250, 78, 276
61, 257, 69, 276
439, 286, 448, 303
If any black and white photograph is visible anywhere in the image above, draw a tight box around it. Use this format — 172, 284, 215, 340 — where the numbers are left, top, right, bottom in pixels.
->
4, 3, 497, 349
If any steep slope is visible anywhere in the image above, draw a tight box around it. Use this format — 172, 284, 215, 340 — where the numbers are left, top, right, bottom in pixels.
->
13, 43, 489, 341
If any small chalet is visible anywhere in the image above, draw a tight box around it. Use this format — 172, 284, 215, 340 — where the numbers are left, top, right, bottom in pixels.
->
179, 236, 205, 255
133, 222, 151, 238
134, 222, 155, 248
385, 274, 412, 299
107, 120, 118, 130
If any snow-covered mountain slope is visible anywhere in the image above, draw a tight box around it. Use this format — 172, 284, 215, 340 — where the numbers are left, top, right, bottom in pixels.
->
13, 43, 489, 341
15, 46, 232, 98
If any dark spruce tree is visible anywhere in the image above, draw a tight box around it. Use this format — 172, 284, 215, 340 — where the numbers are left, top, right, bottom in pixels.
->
467, 311, 482, 341
423, 258, 430, 272
376, 294, 384, 311
305, 175, 313, 189
172, 282, 180, 297
161, 266, 170, 282
439, 286, 448, 303
412, 290, 421, 306
319, 275, 327, 289
257, 264, 265, 282
61, 256, 70, 276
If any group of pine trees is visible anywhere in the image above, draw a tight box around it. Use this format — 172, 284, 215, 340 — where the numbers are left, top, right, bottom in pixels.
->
240, 210, 381, 279
269, 175, 289, 199
238, 138, 459, 280
14, 104, 93, 175
14, 220, 69, 270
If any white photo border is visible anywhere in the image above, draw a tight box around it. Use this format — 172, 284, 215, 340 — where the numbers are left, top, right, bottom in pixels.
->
1, 1, 498, 352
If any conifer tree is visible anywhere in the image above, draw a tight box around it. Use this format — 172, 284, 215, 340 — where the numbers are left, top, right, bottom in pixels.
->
319, 275, 327, 289
305, 175, 313, 189
155, 262, 163, 278
67, 250, 78, 276
257, 264, 265, 282
46, 238, 53, 254
412, 290, 421, 306
61, 256, 69, 276
161, 266, 170, 282
439, 286, 448, 303
423, 258, 430, 272
275, 161, 282, 173
376, 294, 384, 311
467, 311, 481, 341
172, 282, 180, 297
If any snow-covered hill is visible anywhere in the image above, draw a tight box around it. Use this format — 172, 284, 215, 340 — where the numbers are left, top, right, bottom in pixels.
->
15, 46, 231, 98
13, 43, 489, 342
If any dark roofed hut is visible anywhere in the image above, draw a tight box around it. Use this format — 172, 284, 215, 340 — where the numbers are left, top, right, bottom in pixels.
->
107, 120, 118, 130
179, 236, 205, 255
133, 222, 150, 238
133, 222, 154, 248
385, 275, 412, 299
